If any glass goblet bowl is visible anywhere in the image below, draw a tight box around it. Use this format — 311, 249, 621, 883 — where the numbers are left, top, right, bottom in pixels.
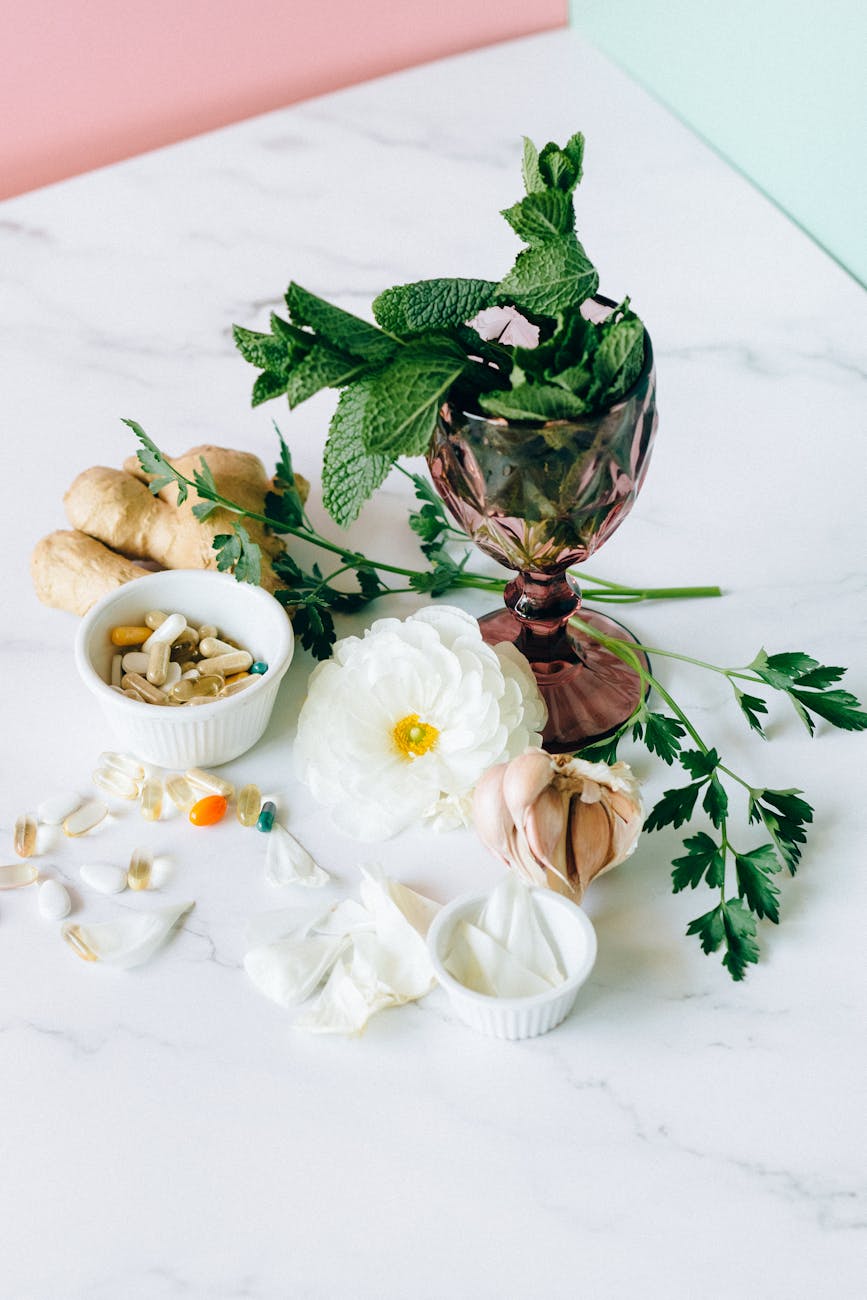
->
426, 301, 658, 752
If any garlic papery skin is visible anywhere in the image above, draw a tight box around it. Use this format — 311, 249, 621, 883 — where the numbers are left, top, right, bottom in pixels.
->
473, 752, 643, 902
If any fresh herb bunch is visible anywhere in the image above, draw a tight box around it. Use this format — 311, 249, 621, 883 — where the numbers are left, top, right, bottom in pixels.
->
232, 132, 646, 529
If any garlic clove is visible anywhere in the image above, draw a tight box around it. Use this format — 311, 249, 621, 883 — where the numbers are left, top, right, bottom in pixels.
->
570, 798, 615, 895
502, 748, 554, 824
472, 763, 514, 862
523, 785, 570, 880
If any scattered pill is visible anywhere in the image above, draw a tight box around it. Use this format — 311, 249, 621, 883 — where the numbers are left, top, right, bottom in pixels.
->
165, 775, 196, 811
186, 768, 234, 799
38, 879, 71, 920
256, 801, 276, 833
110, 625, 151, 647
236, 784, 262, 827
62, 925, 98, 961
100, 753, 146, 781
14, 814, 37, 858
249, 661, 268, 675
80, 863, 127, 895
92, 766, 140, 801
37, 792, 82, 825
63, 800, 108, 837
127, 849, 153, 891
0, 862, 38, 889
140, 779, 163, 822
189, 794, 228, 826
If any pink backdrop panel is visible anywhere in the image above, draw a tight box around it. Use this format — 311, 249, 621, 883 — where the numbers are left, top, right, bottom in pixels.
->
2, 1, 567, 198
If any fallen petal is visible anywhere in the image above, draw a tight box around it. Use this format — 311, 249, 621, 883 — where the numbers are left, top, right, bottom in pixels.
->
61, 901, 193, 968
265, 822, 330, 888
244, 932, 348, 1007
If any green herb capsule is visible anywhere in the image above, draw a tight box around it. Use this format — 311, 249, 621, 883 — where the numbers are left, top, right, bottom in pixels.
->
236, 784, 262, 827
13, 815, 37, 858
256, 801, 276, 833
249, 661, 268, 675
140, 778, 163, 822
127, 849, 152, 891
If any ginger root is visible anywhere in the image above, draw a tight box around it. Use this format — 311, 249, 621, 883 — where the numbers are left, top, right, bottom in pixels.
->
32, 445, 308, 616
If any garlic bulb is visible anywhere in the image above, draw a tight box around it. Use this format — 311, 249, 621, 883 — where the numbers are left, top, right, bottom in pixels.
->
473, 750, 643, 902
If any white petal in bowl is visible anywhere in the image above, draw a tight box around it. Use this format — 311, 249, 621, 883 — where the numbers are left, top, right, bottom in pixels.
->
264, 822, 330, 888
61, 901, 194, 968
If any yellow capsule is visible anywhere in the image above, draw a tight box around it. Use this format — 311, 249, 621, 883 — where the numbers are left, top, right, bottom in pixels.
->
236, 784, 262, 827
147, 640, 171, 685
62, 924, 99, 962
140, 778, 163, 822
169, 678, 196, 703
63, 800, 108, 837
199, 636, 236, 658
222, 676, 255, 697
14, 814, 38, 858
99, 752, 146, 781
224, 671, 250, 685
191, 675, 222, 698
110, 625, 151, 646
127, 849, 153, 891
92, 766, 140, 801
186, 768, 234, 799
165, 775, 196, 811
122, 672, 167, 705
110, 654, 123, 687
0, 862, 39, 889
200, 651, 253, 676
145, 610, 168, 630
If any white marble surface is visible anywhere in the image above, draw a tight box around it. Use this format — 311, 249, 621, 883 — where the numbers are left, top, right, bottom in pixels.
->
1, 29, 865, 1300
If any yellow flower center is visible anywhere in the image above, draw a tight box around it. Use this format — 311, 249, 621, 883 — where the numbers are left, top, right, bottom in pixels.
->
392, 713, 440, 759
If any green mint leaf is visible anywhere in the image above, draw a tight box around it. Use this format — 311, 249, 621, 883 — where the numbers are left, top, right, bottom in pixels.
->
735, 845, 781, 923
497, 234, 599, 316
372, 278, 497, 334
360, 339, 468, 458
679, 748, 719, 780
232, 325, 288, 371
538, 137, 584, 193
593, 314, 646, 400
636, 712, 685, 765
645, 781, 703, 832
285, 343, 372, 407
285, 282, 397, 363
479, 382, 588, 422
521, 136, 545, 194
501, 190, 574, 244
702, 776, 729, 829
671, 831, 725, 892
321, 386, 391, 527
720, 899, 760, 980
790, 687, 867, 733
734, 688, 769, 737
252, 371, 288, 407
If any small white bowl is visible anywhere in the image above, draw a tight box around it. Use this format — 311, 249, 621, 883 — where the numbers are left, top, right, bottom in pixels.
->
427, 887, 597, 1040
75, 570, 294, 768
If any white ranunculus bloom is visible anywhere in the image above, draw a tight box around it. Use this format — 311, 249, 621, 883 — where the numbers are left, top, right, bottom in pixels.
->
295, 606, 547, 841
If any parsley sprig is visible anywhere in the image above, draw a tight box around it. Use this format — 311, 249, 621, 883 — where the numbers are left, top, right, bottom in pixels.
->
574, 617, 865, 980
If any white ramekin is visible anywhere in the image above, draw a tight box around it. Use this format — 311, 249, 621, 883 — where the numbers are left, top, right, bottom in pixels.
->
427, 887, 597, 1040
75, 570, 295, 768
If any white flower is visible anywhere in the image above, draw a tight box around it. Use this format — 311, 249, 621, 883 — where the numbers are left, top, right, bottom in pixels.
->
295, 606, 547, 840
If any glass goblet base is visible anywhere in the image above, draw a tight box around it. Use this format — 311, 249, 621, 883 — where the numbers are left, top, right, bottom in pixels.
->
478, 606, 650, 753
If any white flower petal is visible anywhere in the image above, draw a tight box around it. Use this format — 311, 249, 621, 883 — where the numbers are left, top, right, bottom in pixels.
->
244, 932, 348, 1007
265, 822, 330, 888
62, 902, 193, 969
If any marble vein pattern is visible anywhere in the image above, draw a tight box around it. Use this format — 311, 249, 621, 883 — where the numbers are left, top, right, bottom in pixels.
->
0, 28, 865, 1300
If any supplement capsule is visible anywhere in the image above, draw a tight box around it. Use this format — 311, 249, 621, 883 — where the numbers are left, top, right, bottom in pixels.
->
100, 752, 146, 781
249, 661, 268, 675
191, 675, 222, 698
236, 784, 262, 828
0, 862, 39, 889
147, 640, 171, 686
144, 610, 168, 630
200, 651, 253, 676
224, 671, 250, 685
111, 654, 123, 687
110, 625, 151, 647
127, 849, 153, 891
199, 636, 236, 658
179, 666, 200, 680
140, 778, 163, 822
256, 801, 276, 833
198, 624, 218, 640
123, 687, 147, 702
141, 612, 186, 650
14, 814, 38, 858
63, 800, 108, 837
163, 661, 182, 689
62, 925, 98, 962
169, 678, 197, 704
189, 794, 228, 826
39, 879, 71, 920
92, 766, 140, 801
186, 768, 234, 800
121, 651, 150, 674
222, 676, 255, 698
165, 775, 196, 811
122, 673, 168, 705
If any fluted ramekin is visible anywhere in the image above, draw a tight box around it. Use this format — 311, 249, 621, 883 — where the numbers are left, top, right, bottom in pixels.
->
75, 569, 294, 768
427, 887, 597, 1040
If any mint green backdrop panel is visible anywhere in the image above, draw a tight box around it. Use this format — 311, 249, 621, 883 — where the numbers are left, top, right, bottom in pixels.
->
570, 1, 867, 284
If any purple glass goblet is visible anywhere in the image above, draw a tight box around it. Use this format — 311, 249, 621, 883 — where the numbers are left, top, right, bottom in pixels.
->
426, 297, 658, 752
